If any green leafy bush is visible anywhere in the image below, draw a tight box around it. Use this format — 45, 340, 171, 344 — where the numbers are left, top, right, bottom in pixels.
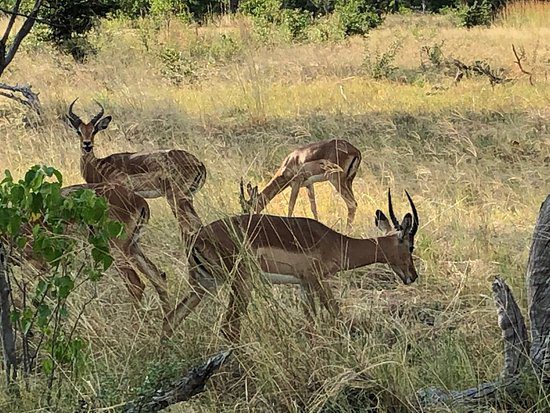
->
40, 0, 115, 60
363, 40, 402, 79
159, 45, 198, 84
457, 0, 493, 27
280, 8, 312, 41
0, 165, 122, 398
239, 0, 283, 22
334, 0, 383, 36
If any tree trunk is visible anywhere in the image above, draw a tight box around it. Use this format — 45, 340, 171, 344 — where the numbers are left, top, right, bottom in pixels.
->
0, 240, 17, 386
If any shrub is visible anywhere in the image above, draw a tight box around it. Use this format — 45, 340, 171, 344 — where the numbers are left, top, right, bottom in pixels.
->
280, 8, 313, 41
159, 45, 198, 84
41, 0, 115, 60
239, 0, 283, 22
334, 0, 383, 36
363, 39, 402, 79
457, 0, 493, 27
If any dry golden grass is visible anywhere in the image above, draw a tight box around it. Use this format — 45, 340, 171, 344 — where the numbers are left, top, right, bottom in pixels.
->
0, 7, 550, 412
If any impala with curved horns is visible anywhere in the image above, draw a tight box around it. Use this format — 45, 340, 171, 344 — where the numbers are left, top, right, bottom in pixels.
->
163, 189, 419, 341
67, 99, 207, 246
240, 139, 362, 230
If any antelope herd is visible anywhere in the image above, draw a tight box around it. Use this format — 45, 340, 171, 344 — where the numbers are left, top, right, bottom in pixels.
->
21, 99, 421, 342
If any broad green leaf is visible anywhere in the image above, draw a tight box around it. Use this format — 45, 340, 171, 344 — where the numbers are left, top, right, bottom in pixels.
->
10, 185, 25, 204
92, 247, 114, 270
54, 275, 74, 299
105, 220, 124, 238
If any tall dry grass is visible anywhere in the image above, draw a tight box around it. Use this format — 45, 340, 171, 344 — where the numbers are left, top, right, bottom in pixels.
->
0, 7, 549, 412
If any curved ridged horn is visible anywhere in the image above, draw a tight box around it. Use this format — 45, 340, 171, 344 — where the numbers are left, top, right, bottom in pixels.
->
91, 100, 105, 125
405, 190, 418, 236
388, 188, 400, 229
68, 98, 82, 126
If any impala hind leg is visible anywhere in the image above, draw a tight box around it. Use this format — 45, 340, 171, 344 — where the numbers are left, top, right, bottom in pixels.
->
162, 274, 213, 338
329, 176, 357, 229
306, 185, 319, 221
118, 265, 146, 304
165, 185, 202, 246
128, 242, 170, 313
221, 270, 252, 342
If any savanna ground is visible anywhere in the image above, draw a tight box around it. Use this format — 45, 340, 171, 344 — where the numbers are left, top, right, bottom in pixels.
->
1, 3, 550, 412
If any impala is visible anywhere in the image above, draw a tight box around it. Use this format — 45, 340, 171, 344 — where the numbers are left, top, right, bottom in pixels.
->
240, 139, 362, 229
8, 183, 169, 312
67, 99, 207, 245
163, 189, 419, 341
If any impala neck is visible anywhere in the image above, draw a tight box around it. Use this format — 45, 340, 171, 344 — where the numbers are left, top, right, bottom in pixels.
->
255, 175, 291, 213
339, 234, 397, 271
81, 148, 120, 183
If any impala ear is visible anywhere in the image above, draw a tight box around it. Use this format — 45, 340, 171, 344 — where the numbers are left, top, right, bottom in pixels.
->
93, 115, 112, 134
375, 210, 392, 233
398, 213, 413, 241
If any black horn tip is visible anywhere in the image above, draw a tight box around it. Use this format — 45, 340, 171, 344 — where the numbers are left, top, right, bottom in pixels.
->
405, 189, 419, 235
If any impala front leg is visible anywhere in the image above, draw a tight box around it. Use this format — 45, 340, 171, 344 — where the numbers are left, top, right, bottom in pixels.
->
288, 181, 301, 218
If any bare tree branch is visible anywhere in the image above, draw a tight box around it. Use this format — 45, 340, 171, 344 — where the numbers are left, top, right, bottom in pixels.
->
3, 0, 44, 73
512, 44, 534, 86
0, 82, 41, 114
0, 0, 23, 47
0, 5, 56, 27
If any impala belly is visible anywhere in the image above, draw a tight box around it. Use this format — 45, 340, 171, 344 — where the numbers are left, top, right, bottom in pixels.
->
302, 174, 326, 187
256, 247, 320, 285
264, 273, 302, 284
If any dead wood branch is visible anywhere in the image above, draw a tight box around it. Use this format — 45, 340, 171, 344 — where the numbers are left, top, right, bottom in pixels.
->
419, 194, 550, 408
418, 277, 526, 407
449, 58, 509, 87
123, 350, 231, 412
0, 240, 17, 386
512, 44, 534, 86
0, 1, 44, 114
0, 82, 41, 114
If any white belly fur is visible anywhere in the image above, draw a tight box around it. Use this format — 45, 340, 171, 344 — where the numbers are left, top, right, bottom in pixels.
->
302, 174, 326, 187
264, 273, 302, 285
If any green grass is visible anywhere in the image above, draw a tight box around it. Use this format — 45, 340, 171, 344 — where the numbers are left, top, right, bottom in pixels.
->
0, 7, 550, 412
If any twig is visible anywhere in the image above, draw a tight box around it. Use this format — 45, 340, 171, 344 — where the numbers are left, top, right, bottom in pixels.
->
0, 5, 56, 27
512, 44, 534, 86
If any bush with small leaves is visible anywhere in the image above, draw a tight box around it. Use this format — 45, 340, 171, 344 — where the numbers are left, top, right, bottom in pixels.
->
334, 0, 383, 37
0, 165, 123, 400
457, 0, 493, 28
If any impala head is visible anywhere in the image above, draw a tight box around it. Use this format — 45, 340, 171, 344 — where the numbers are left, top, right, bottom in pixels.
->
239, 178, 259, 213
375, 189, 419, 285
67, 98, 112, 153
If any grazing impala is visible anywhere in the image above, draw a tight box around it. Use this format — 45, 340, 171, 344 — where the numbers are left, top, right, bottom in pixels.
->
163, 189, 419, 341
7, 183, 170, 312
67, 99, 207, 245
240, 139, 362, 229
